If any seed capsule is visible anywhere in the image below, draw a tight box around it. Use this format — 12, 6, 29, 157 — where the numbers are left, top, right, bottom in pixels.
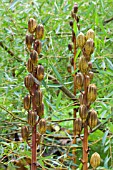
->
88, 62, 93, 70
86, 29, 95, 40
30, 50, 38, 64
35, 65, 44, 81
84, 38, 94, 56
24, 74, 34, 90
27, 58, 34, 73
24, 94, 31, 110
28, 111, 37, 127
88, 71, 94, 80
87, 84, 97, 103
33, 90, 43, 107
36, 103, 44, 118
68, 44, 73, 51
35, 24, 44, 39
79, 92, 85, 105
38, 118, 46, 134
67, 65, 72, 73
25, 34, 33, 51
74, 118, 82, 135
70, 57, 74, 66
88, 109, 97, 129
76, 32, 86, 48
74, 72, 83, 90
73, 3, 78, 13
21, 126, 29, 141
79, 105, 88, 123
33, 40, 42, 54
79, 56, 88, 74
85, 75, 90, 87
28, 18, 37, 33
90, 152, 100, 169
69, 20, 73, 27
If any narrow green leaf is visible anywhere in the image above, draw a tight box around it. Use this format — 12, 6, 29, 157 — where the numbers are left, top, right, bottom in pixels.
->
102, 130, 109, 145
50, 64, 62, 82
73, 21, 78, 34
56, 91, 62, 109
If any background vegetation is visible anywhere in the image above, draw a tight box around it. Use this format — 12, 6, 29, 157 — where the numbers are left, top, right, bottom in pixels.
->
0, 0, 113, 169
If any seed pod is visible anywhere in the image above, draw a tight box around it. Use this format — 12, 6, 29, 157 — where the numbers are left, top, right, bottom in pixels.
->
70, 57, 74, 66
68, 44, 73, 51
84, 38, 94, 55
27, 58, 34, 73
35, 65, 44, 81
69, 20, 73, 27
88, 62, 93, 70
25, 34, 33, 51
28, 111, 37, 126
73, 3, 78, 13
21, 126, 29, 141
28, 18, 37, 33
85, 75, 90, 87
30, 50, 38, 64
67, 65, 72, 73
90, 152, 100, 169
38, 118, 46, 134
24, 94, 31, 110
72, 30, 75, 42
88, 71, 94, 80
24, 74, 34, 90
79, 56, 88, 74
33, 40, 42, 54
76, 32, 85, 48
88, 109, 97, 129
74, 72, 83, 90
35, 24, 44, 39
79, 105, 88, 123
36, 103, 44, 118
86, 29, 95, 40
33, 90, 43, 106
74, 118, 82, 135
79, 92, 85, 105
87, 84, 97, 103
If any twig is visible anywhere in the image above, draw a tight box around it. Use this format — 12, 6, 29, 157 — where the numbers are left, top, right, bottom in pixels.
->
104, 17, 113, 24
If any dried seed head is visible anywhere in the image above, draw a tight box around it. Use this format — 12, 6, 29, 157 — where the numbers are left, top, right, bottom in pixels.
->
86, 29, 95, 40
24, 94, 31, 110
36, 103, 44, 118
35, 24, 44, 39
28, 111, 37, 127
24, 74, 34, 90
27, 58, 34, 73
79, 105, 88, 123
70, 57, 74, 66
88, 109, 97, 129
90, 152, 100, 169
33, 90, 43, 107
87, 84, 97, 103
28, 18, 37, 33
67, 65, 72, 73
79, 92, 85, 105
74, 72, 84, 90
21, 126, 29, 141
74, 118, 82, 135
25, 34, 33, 51
76, 32, 86, 48
85, 75, 90, 87
68, 43, 73, 51
35, 65, 44, 81
84, 38, 94, 55
33, 40, 42, 54
76, 16, 80, 23
79, 56, 88, 74
38, 118, 46, 134
73, 3, 78, 13
88, 71, 94, 80
30, 50, 38, 64
69, 20, 73, 27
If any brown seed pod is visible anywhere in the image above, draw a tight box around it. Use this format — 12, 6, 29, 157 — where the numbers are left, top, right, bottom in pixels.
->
74, 72, 83, 90
28, 111, 37, 127
79, 56, 88, 74
79, 105, 88, 123
74, 118, 82, 135
35, 65, 44, 81
70, 57, 74, 66
86, 29, 95, 40
83, 38, 94, 56
21, 126, 29, 141
73, 3, 78, 13
33, 40, 42, 54
90, 152, 100, 169
87, 84, 97, 103
35, 24, 44, 39
79, 92, 85, 105
24, 94, 31, 110
27, 58, 34, 73
88, 61, 93, 70
24, 74, 34, 90
68, 43, 73, 51
33, 90, 43, 107
76, 32, 86, 48
38, 118, 46, 134
28, 18, 37, 33
25, 34, 33, 51
36, 103, 44, 118
69, 20, 73, 27
88, 109, 97, 129
67, 65, 72, 73
30, 50, 38, 64
88, 71, 94, 80
85, 75, 90, 87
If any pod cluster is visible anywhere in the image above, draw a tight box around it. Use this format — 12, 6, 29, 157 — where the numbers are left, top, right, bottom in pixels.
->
21, 18, 46, 141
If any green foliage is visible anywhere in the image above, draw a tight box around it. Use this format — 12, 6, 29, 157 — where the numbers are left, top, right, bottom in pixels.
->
0, 0, 113, 169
